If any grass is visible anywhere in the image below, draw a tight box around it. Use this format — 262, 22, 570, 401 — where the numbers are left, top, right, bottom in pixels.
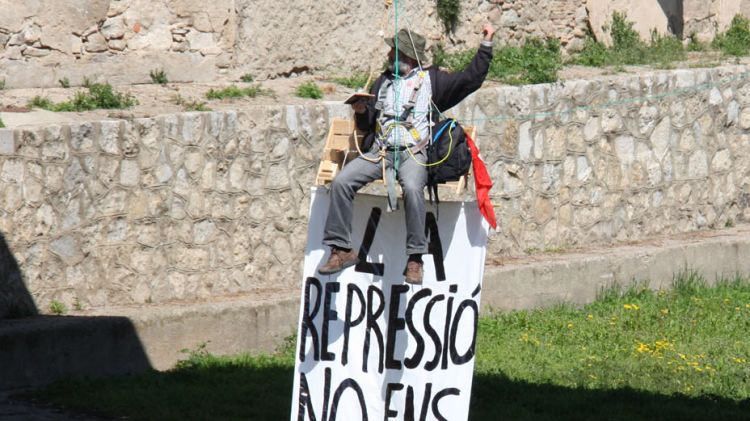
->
28, 271, 750, 420
296, 81, 323, 99
28, 83, 137, 112
205, 84, 272, 100
240, 73, 254, 83
58, 77, 70, 88
0, 117, 5, 128
0, 78, 5, 90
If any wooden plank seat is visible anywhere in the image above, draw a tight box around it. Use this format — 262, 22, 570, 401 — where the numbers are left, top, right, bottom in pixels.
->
315, 118, 474, 194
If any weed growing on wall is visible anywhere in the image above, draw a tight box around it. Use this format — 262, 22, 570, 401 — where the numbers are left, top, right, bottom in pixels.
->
575, 12, 685, 68
49, 300, 67, 315
28, 83, 137, 112
332, 72, 369, 90
713, 15, 750, 56
687, 32, 707, 52
150, 69, 169, 85
240, 73, 254, 83
0, 79, 5, 90
0, 117, 5, 128
437, 0, 460, 33
434, 37, 562, 85
173, 95, 211, 111
58, 77, 71, 88
205, 85, 273, 100
296, 81, 323, 99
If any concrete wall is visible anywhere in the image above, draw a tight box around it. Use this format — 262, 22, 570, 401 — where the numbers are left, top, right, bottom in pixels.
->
2, 64, 750, 317
0, 0, 589, 88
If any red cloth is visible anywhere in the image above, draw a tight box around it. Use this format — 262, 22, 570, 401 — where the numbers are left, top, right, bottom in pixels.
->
466, 132, 497, 230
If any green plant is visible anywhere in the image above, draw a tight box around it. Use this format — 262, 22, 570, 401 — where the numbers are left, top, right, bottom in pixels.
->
436, 0, 460, 33
0, 79, 5, 90
176, 342, 212, 370
713, 14, 750, 56
73, 297, 83, 311
172, 95, 211, 111
28, 83, 137, 112
647, 29, 686, 66
59, 77, 70, 88
29, 96, 54, 109
687, 32, 706, 52
295, 81, 323, 99
49, 300, 67, 315
149, 69, 168, 85
610, 11, 642, 52
332, 72, 369, 90
575, 12, 686, 68
0, 117, 5, 128
205, 85, 272, 100
436, 37, 561, 85
240, 73, 254, 83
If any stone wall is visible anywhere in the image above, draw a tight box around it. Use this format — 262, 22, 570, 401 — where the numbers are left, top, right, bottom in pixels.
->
454, 65, 750, 256
2, 64, 750, 316
0, 0, 589, 89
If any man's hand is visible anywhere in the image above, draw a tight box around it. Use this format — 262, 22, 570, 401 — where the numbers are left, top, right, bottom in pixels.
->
482, 23, 495, 42
351, 100, 367, 114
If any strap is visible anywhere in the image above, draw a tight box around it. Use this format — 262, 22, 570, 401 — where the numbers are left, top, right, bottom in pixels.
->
384, 159, 399, 212
399, 71, 426, 122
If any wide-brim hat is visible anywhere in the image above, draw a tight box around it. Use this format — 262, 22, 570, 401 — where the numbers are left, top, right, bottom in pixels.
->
385, 28, 426, 62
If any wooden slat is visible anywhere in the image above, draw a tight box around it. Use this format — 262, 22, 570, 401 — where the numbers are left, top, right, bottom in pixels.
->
315, 119, 478, 192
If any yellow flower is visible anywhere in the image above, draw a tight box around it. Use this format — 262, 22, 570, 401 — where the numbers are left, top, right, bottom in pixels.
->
636, 342, 652, 353
587, 314, 594, 320
623, 303, 640, 310
567, 323, 574, 329
733, 357, 746, 364
660, 308, 669, 315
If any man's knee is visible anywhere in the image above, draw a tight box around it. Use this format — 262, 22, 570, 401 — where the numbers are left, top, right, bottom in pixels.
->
401, 182, 426, 198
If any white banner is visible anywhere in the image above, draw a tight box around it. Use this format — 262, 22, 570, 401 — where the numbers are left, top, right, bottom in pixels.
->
292, 187, 489, 421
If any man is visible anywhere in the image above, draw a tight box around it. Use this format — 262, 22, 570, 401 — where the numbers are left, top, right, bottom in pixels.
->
319, 24, 495, 284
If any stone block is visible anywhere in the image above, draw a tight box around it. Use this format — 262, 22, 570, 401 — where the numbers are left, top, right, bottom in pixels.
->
1, 159, 24, 184
0, 130, 15, 155
120, 159, 141, 187
100, 121, 122, 155
50, 235, 84, 266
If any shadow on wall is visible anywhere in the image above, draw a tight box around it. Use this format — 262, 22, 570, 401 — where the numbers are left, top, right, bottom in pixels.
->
0, 232, 36, 319
657, 0, 684, 38
0, 231, 153, 389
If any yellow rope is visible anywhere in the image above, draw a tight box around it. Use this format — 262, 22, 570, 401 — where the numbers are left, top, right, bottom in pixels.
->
405, 123, 454, 167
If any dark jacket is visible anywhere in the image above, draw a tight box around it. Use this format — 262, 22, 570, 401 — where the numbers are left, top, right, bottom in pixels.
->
355, 44, 493, 150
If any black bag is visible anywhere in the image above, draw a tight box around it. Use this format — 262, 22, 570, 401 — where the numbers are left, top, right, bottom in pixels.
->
426, 119, 472, 192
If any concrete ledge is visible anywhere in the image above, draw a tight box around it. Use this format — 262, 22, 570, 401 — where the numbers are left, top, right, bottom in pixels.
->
3, 225, 749, 389
0, 294, 300, 389
483, 225, 750, 310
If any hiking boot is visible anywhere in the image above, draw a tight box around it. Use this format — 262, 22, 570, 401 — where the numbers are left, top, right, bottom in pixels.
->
318, 248, 359, 275
404, 261, 424, 285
